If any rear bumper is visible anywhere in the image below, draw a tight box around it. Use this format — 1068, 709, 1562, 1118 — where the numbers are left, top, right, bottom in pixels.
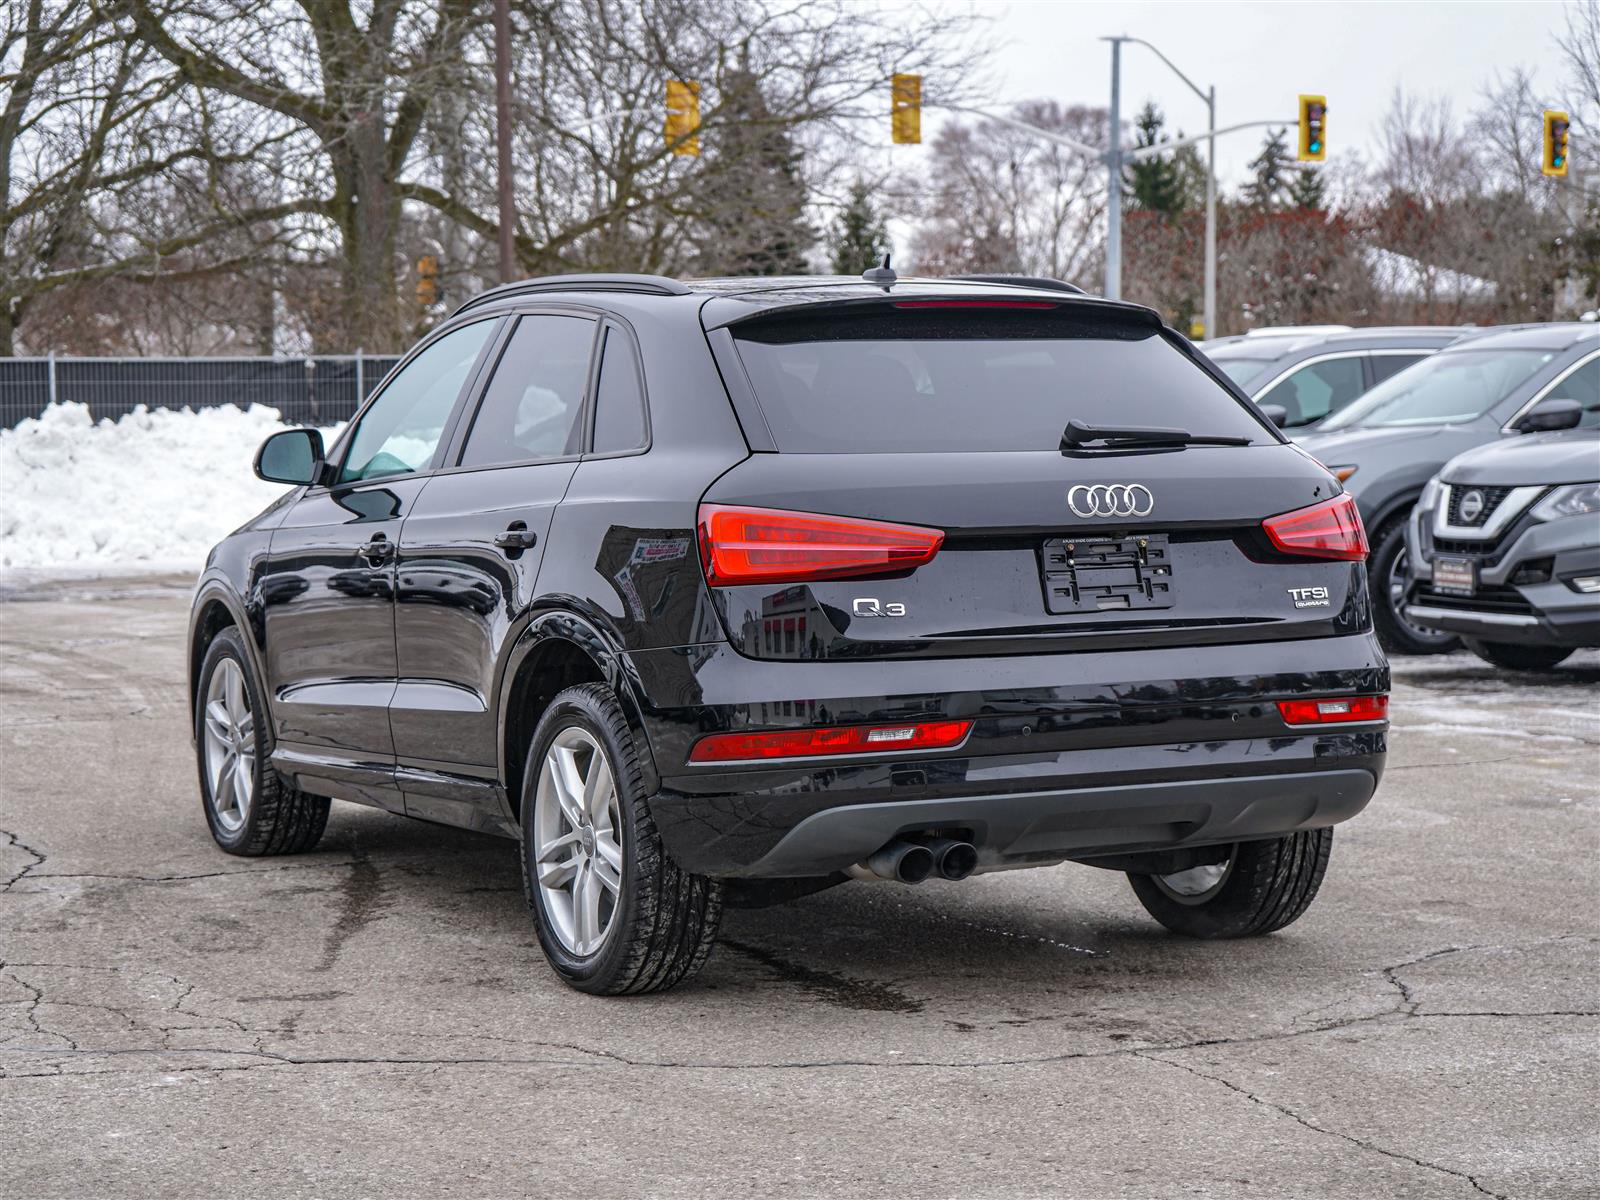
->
626, 633, 1388, 877
730, 768, 1377, 877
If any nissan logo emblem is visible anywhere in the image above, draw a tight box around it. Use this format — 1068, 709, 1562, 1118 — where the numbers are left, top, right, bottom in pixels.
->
1458, 489, 1486, 523
1068, 483, 1155, 519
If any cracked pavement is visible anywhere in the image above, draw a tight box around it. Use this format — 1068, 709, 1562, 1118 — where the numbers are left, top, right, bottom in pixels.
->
1, 576, 1596, 1198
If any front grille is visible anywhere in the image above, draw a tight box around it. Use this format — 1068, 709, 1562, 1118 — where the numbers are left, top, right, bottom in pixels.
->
1432, 537, 1499, 558
1414, 582, 1535, 616
1446, 484, 1516, 528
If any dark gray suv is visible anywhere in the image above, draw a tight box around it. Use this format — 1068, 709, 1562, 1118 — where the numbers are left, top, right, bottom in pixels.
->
1297, 323, 1600, 653
1404, 427, 1600, 669
1204, 326, 1476, 430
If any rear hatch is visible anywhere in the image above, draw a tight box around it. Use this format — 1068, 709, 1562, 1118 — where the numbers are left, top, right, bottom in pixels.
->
700, 294, 1367, 660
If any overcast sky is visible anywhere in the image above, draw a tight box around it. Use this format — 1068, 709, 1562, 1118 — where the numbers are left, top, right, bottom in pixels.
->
924, 0, 1575, 185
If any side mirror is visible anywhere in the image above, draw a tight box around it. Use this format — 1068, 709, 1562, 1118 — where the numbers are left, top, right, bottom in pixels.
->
255, 428, 326, 485
1260, 403, 1289, 428
1512, 396, 1583, 434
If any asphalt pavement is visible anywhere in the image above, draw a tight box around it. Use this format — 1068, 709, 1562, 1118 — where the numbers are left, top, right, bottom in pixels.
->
1, 575, 1596, 1199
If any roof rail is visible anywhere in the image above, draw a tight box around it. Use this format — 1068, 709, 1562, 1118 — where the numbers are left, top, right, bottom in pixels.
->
948, 274, 1086, 295
453, 272, 692, 316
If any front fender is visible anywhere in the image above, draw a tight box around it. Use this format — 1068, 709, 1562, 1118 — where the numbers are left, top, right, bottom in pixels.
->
187, 573, 272, 739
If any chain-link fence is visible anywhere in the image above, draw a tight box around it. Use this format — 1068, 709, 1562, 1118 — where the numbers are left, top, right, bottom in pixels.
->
0, 354, 403, 429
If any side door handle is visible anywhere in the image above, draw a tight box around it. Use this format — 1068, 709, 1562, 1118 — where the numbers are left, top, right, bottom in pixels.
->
494, 522, 538, 553
357, 534, 394, 564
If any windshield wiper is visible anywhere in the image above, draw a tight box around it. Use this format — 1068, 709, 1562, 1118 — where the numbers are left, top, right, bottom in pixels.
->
1060, 419, 1253, 451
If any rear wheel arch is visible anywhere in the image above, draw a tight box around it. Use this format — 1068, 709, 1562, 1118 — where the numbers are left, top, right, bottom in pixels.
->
498, 614, 659, 817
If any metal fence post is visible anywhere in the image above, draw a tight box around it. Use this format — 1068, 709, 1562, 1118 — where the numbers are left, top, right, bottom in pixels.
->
47, 351, 57, 409
355, 348, 364, 407
307, 357, 317, 426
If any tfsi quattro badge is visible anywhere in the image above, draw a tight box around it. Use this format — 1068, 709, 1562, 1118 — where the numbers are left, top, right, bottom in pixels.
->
1288, 586, 1331, 609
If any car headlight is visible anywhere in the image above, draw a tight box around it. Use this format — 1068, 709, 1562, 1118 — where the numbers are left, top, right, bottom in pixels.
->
1329, 465, 1358, 483
1531, 482, 1600, 521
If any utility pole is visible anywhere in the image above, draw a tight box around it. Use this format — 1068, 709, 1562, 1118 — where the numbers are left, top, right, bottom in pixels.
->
1107, 37, 1218, 335
1104, 37, 1125, 301
493, 0, 516, 284
1204, 85, 1217, 340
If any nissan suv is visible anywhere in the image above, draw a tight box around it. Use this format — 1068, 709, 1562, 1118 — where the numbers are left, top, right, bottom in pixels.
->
188, 271, 1388, 995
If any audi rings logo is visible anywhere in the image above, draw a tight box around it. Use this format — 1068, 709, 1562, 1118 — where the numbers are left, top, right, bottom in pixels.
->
1067, 483, 1154, 519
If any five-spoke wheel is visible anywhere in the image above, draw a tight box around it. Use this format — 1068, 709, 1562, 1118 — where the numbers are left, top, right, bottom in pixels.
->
533, 727, 624, 957
202, 657, 256, 834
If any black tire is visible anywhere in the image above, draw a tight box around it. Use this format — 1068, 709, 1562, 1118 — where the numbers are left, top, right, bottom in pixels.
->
1465, 639, 1574, 671
1369, 515, 1459, 656
519, 683, 723, 995
194, 627, 329, 856
1127, 829, 1333, 939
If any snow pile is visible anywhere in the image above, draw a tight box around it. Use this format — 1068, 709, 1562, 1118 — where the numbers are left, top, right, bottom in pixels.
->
0, 402, 340, 574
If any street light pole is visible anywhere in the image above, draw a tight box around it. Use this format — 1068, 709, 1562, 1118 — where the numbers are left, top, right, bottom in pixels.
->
1204, 85, 1217, 339
1104, 37, 1124, 301
493, 0, 516, 284
1108, 37, 1218, 336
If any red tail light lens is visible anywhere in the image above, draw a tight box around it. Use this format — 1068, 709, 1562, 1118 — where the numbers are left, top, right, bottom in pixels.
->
698, 505, 944, 587
1277, 695, 1388, 725
689, 719, 973, 763
1262, 494, 1369, 561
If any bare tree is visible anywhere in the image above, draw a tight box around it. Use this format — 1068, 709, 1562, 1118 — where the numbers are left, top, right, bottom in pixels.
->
909, 100, 1106, 284
1, 1, 304, 353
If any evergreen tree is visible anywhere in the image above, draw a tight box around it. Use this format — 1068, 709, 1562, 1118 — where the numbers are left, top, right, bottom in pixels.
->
694, 67, 813, 276
1244, 127, 1294, 209
1289, 164, 1327, 210
828, 180, 889, 275
1172, 140, 1210, 212
1125, 103, 1186, 214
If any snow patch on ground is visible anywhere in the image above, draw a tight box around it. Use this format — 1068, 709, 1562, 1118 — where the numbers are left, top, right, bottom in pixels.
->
0, 402, 339, 574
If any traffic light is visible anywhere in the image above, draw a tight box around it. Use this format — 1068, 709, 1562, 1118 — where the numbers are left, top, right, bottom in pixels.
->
892, 73, 921, 145
665, 80, 700, 156
1543, 110, 1570, 177
416, 254, 440, 309
1297, 94, 1327, 162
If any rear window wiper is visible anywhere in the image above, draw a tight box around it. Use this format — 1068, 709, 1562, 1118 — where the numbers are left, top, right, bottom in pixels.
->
1060, 419, 1253, 451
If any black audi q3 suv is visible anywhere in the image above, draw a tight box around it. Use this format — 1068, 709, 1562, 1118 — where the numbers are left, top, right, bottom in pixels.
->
188, 271, 1388, 994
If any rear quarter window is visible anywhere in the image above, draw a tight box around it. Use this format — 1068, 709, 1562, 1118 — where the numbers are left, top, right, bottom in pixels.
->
731, 306, 1267, 452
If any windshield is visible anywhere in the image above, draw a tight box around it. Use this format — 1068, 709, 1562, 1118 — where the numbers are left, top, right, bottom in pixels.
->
1209, 356, 1275, 389
732, 308, 1267, 453
1319, 347, 1556, 431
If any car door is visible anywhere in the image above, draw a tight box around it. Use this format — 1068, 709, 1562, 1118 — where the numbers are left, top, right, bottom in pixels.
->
390, 311, 600, 827
259, 318, 500, 802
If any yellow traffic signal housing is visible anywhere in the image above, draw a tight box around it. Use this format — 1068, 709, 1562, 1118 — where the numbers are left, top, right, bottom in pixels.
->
1297, 94, 1327, 162
1543, 110, 1570, 177
892, 73, 922, 145
665, 80, 700, 157
416, 254, 440, 309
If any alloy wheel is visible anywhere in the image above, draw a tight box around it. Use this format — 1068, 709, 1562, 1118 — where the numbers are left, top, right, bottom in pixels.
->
202, 658, 255, 834
1153, 857, 1232, 905
533, 727, 624, 957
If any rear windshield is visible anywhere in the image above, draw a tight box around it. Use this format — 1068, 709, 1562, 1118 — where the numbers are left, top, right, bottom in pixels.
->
731, 307, 1267, 452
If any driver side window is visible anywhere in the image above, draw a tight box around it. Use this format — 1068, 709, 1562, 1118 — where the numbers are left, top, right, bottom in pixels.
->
338, 320, 496, 484
1552, 357, 1600, 428
1258, 356, 1365, 426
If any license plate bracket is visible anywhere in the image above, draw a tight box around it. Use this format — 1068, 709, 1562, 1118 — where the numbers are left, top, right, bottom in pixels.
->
1432, 555, 1476, 596
1041, 534, 1175, 614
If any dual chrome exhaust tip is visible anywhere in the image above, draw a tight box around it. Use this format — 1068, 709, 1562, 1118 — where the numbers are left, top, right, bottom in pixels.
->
858, 836, 979, 884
